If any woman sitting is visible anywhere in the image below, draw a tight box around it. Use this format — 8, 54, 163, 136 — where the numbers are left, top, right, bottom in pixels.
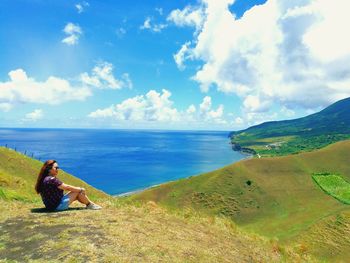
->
35, 160, 102, 211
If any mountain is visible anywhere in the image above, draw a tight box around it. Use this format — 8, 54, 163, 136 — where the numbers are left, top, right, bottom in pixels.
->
130, 140, 350, 262
230, 97, 350, 156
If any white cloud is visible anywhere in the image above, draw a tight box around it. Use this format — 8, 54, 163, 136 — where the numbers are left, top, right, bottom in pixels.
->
0, 103, 12, 112
62, 23, 82, 45
23, 109, 43, 122
199, 96, 225, 123
76, 1, 89, 13
0, 69, 91, 110
89, 89, 178, 122
80, 62, 132, 90
170, 0, 350, 124
75, 1, 89, 13
234, 117, 243, 125
155, 7, 163, 16
140, 17, 167, 33
88, 106, 115, 118
186, 104, 196, 114
140, 17, 151, 30
167, 5, 205, 31
174, 42, 193, 70
89, 91, 226, 125
281, 106, 295, 118
243, 95, 270, 113
116, 27, 126, 38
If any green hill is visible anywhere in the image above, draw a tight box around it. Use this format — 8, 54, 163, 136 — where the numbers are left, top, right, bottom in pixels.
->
0, 147, 308, 262
0, 147, 108, 202
130, 140, 350, 262
230, 97, 350, 156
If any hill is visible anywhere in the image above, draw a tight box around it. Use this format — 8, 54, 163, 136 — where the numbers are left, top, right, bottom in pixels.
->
230, 97, 350, 156
0, 147, 108, 202
130, 140, 350, 262
0, 147, 308, 262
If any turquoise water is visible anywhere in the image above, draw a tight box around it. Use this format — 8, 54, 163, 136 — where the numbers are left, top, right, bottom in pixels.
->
0, 128, 245, 195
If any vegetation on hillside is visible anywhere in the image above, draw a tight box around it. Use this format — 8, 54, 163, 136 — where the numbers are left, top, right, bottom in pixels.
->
0, 146, 310, 262
230, 97, 350, 157
1, 199, 314, 262
312, 173, 350, 204
130, 140, 350, 262
0, 147, 108, 202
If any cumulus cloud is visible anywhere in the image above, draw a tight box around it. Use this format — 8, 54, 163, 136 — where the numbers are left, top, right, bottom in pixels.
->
167, 5, 205, 31
186, 104, 196, 114
140, 17, 167, 32
243, 95, 270, 113
199, 96, 225, 123
62, 23, 82, 45
89, 89, 178, 122
80, 62, 132, 90
23, 109, 43, 122
170, 0, 350, 123
0, 69, 91, 111
173, 41, 193, 70
75, 1, 89, 14
89, 90, 226, 125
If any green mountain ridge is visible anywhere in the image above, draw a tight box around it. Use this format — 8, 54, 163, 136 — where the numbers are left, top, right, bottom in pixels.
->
230, 97, 350, 156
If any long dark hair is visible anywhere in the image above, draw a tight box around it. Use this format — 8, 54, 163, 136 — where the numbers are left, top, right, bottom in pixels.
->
35, 160, 56, 194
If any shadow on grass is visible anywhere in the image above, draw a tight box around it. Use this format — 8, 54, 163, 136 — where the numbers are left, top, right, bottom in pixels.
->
30, 207, 86, 213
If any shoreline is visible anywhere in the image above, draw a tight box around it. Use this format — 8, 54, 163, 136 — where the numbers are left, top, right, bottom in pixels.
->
115, 152, 254, 197
115, 184, 162, 197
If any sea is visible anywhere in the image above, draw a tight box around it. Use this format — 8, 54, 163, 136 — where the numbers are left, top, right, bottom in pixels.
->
0, 128, 246, 195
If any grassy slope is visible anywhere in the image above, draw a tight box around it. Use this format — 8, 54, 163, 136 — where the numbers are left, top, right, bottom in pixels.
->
0, 147, 108, 202
0, 147, 308, 262
130, 140, 350, 261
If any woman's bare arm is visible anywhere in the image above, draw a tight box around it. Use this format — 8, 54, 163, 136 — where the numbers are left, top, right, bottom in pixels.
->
58, 183, 85, 193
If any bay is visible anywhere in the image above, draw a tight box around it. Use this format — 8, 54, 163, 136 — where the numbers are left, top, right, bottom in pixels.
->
0, 128, 245, 195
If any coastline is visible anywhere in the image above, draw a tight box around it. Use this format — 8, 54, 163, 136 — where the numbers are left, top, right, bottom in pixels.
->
115, 184, 162, 197
230, 139, 257, 156
116, 151, 254, 198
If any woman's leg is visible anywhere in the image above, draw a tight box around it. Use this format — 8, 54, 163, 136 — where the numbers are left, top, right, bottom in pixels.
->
68, 191, 92, 205
77, 192, 92, 205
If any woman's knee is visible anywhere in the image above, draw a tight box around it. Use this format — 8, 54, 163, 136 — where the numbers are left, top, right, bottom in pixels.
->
78, 191, 87, 197
68, 191, 80, 203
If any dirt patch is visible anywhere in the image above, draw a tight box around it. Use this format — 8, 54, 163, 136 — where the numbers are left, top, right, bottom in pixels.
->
0, 215, 105, 261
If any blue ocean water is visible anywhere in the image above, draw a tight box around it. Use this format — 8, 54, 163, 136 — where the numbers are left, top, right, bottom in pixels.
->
0, 128, 245, 195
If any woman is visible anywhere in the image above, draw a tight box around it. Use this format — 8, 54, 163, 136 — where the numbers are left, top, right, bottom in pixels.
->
35, 160, 102, 211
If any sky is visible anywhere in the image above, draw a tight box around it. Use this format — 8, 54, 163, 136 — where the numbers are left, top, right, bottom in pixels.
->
1, 0, 350, 131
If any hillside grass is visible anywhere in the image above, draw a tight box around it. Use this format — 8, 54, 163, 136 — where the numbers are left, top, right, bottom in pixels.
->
0, 199, 314, 262
0, 146, 311, 262
130, 140, 350, 262
312, 173, 350, 204
0, 147, 108, 203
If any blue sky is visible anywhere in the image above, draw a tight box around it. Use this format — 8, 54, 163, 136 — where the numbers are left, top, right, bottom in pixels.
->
1, 0, 350, 130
